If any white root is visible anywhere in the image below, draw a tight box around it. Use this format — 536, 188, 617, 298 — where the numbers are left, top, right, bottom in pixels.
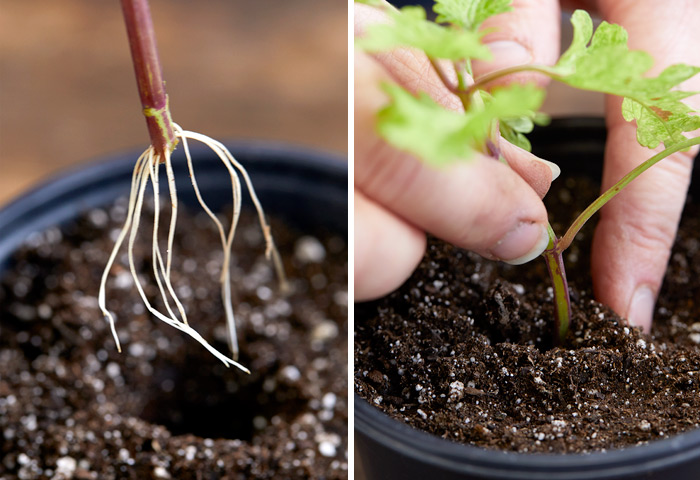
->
97, 125, 287, 372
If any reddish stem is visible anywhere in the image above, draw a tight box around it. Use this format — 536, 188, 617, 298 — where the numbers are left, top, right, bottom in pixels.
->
120, 0, 177, 157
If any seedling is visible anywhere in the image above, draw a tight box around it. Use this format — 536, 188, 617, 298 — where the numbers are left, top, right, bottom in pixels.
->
356, 0, 700, 344
98, 0, 286, 371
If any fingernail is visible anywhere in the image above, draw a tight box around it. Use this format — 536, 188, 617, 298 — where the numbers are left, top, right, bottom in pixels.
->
535, 158, 561, 181
489, 222, 549, 265
627, 286, 655, 332
481, 41, 532, 71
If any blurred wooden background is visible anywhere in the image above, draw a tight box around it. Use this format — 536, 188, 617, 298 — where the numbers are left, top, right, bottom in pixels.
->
0, 0, 348, 206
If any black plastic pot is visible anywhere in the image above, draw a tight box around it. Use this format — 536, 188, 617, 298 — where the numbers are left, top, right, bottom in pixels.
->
0, 141, 347, 273
355, 118, 700, 480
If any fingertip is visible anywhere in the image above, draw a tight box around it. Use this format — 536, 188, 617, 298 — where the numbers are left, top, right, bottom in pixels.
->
591, 217, 662, 335
626, 285, 655, 333
500, 140, 559, 199
488, 222, 550, 265
471, 0, 561, 87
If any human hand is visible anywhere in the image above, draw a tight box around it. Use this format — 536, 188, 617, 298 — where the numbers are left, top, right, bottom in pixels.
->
354, 3, 559, 302
355, 0, 700, 334
586, 1, 700, 332
471, 0, 700, 331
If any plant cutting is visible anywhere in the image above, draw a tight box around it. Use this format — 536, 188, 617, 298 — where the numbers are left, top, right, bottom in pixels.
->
355, 0, 700, 345
98, 0, 286, 371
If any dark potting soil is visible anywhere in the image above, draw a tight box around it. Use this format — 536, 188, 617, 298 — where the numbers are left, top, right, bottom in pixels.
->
0, 199, 348, 479
355, 175, 700, 454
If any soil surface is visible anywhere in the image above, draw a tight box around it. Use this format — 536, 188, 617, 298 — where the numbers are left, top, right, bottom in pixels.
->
0, 200, 348, 479
355, 175, 700, 453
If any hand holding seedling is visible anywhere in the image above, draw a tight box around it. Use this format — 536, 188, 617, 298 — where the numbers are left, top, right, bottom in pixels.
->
355, 3, 558, 301
354, 0, 700, 343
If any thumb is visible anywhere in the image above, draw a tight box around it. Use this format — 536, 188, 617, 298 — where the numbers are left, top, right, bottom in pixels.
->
592, 0, 700, 332
471, 0, 561, 87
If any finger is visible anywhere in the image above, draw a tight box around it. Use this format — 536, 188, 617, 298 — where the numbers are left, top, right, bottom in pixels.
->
592, 1, 700, 331
500, 140, 560, 199
355, 2, 462, 110
355, 51, 551, 265
355, 3, 559, 198
471, 0, 561, 87
355, 189, 426, 302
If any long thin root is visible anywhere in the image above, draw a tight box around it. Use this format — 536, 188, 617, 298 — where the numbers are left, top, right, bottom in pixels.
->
97, 127, 286, 372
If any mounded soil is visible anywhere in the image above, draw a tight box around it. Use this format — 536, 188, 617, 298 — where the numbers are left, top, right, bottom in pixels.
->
355, 175, 700, 453
0, 201, 348, 479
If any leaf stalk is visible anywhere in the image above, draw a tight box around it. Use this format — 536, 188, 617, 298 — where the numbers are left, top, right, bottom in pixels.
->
559, 136, 700, 251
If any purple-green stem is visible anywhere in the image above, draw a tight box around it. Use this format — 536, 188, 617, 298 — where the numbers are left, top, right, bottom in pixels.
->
543, 227, 571, 345
427, 57, 700, 345
559, 136, 700, 250
120, 0, 177, 158
546, 135, 700, 344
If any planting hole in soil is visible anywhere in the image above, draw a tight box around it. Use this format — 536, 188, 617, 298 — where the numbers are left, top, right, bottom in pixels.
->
136, 351, 306, 441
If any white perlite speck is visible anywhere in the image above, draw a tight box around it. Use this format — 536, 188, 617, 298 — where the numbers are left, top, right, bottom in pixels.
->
319, 441, 337, 457
153, 466, 171, 479
280, 365, 301, 382
311, 321, 339, 342
316, 432, 341, 458
113, 270, 133, 289
448, 381, 464, 402
294, 236, 326, 263
55, 456, 77, 477
184, 445, 196, 461
322, 392, 337, 410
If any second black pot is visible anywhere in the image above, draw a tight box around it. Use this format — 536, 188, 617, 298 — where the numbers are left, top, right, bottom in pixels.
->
355, 118, 700, 480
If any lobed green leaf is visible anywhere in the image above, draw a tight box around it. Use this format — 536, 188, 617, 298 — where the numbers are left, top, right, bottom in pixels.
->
377, 83, 544, 166
500, 113, 549, 151
434, 0, 512, 31
356, 6, 490, 61
554, 10, 700, 148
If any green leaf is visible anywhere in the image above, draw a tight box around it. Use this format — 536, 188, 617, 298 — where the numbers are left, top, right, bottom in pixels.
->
356, 6, 491, 61
499, 108, 550, 152
622, 93, 700, 149
503, 116, 533, 133
354, 0, 384, 5
377, 82, 544, 166
554, 10, 700, 148
500, 121, 531, 151
556, 9, 593, 73
434, 0, 512, 31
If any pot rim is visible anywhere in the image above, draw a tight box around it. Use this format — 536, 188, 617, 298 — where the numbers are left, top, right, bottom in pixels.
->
356, 394, 700, 478
0, 140, 347, 266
